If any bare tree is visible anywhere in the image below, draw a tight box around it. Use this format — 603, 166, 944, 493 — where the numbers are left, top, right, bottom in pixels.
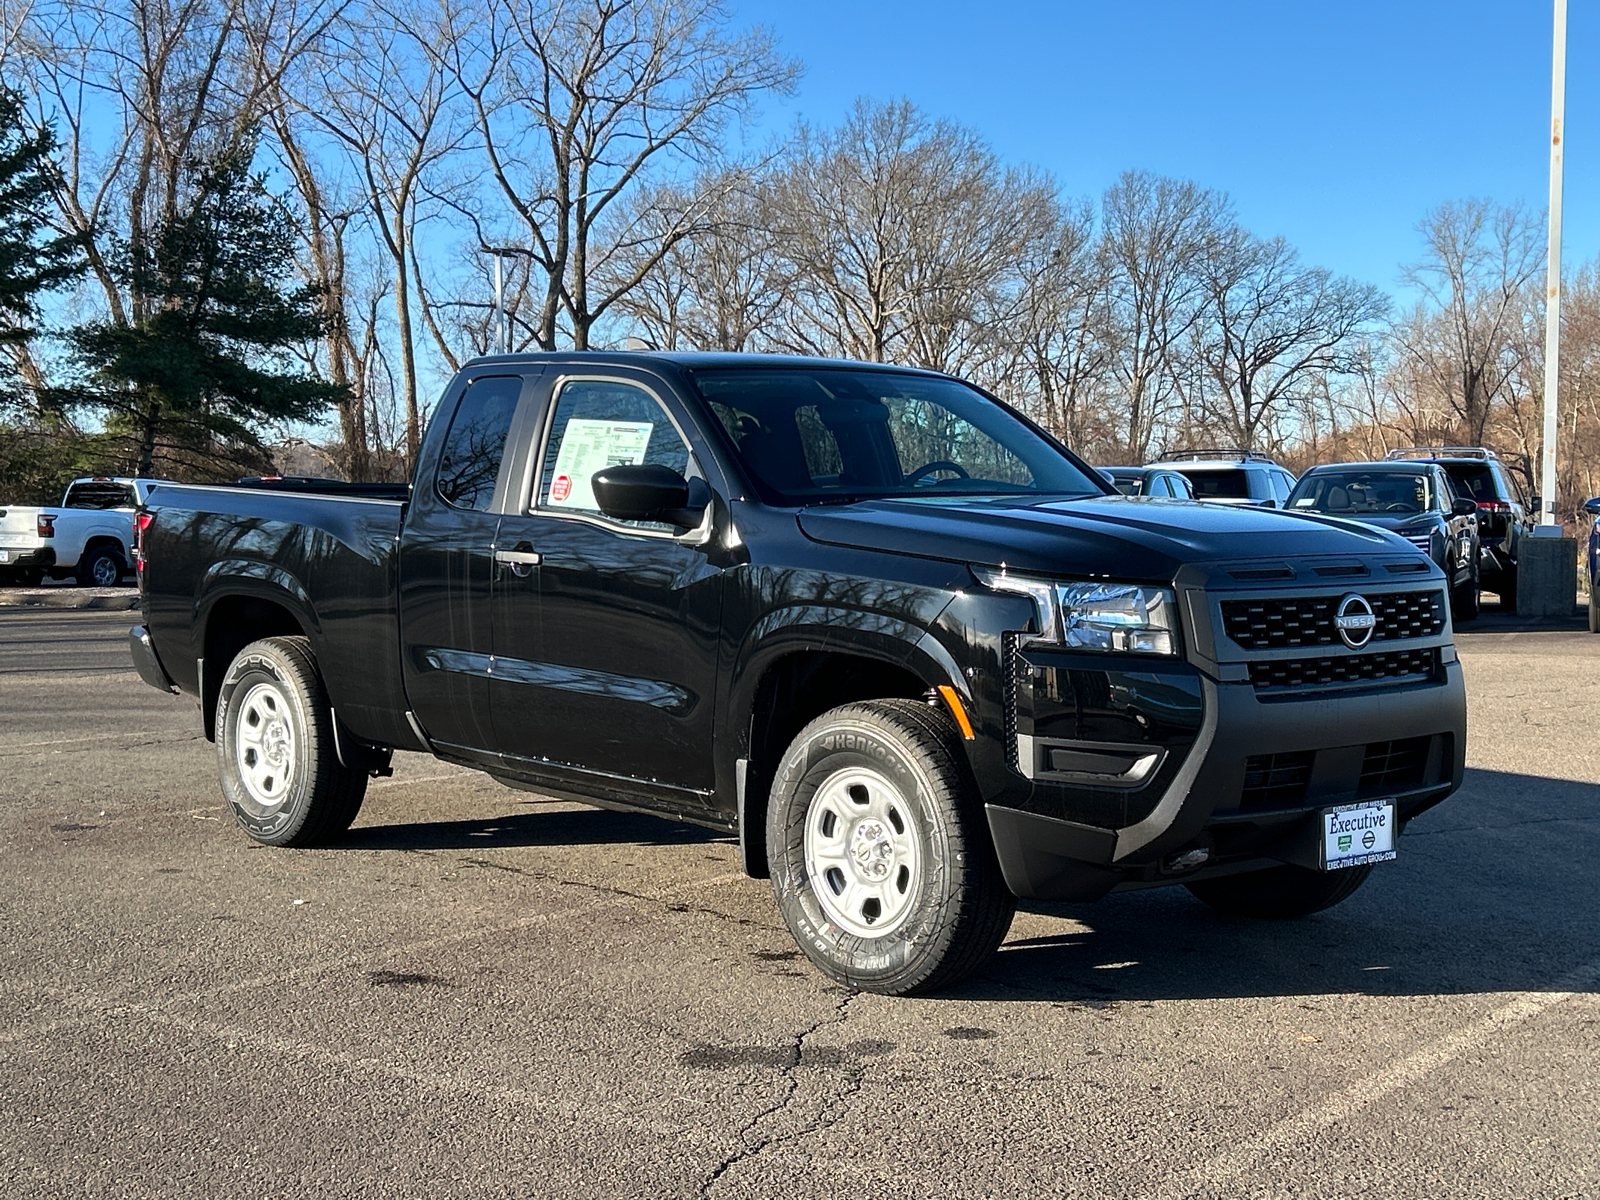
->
767, 99, 1058, 370
286, 0, 462, 463
1190, 228, 1387, 450
449, 0, 796, 351
1097, 171, 1230, 461
602, 168, 791, 352
1394, 199, 1542, 446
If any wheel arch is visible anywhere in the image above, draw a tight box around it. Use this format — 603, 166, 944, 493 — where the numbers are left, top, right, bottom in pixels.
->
198, 583, 316, 741
729, 617, 970, 879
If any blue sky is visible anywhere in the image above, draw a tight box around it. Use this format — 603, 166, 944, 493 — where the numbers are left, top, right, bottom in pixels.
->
724, 0, 1596, 295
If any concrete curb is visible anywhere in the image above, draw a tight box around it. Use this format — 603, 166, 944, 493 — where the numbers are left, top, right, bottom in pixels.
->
0, 588, 140, 611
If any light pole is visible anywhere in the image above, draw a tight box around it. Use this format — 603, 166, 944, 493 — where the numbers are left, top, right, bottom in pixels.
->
1539, 0, 1567, 527
482, 245, 534, 355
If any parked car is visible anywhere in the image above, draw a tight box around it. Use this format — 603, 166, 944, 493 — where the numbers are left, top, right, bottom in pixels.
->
130, 351, 1466, 996
1287, 463, 1481, 621
0, 477, 167, 587
1384, 447, 1531, 609
1153, 450, 1297, 507
1584, 497, 1600, 632
1100, 466, 1196, 498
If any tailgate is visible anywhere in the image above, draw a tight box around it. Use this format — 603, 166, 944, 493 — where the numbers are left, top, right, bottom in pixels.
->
0, 507, 46, 549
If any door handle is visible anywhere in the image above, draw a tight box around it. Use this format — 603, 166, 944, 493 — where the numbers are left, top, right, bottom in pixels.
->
494, 545, 540, 578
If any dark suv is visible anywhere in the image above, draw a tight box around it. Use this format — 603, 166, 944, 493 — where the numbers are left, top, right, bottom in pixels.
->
1288, 462, 1481, 620
1154, 450, 1298, 507
1384, 448, 1531, 609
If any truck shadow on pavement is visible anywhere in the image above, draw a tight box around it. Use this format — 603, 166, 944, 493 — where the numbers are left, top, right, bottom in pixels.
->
961, 766, 1600, 1003
337, 805, 732, 852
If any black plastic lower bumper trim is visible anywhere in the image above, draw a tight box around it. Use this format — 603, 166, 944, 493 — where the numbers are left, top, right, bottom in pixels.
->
128, 624, 179, 694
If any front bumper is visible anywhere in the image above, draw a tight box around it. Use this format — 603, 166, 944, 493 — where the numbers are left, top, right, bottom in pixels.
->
986, 559, 1467, 901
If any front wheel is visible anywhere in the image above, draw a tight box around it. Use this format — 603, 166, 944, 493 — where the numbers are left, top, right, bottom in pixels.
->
766, 699, 1015, 996
216, 636, 367, 846
1186, 863, 1373, 919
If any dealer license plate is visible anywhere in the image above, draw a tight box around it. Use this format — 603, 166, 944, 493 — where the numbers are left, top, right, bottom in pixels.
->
1320, 800, 1396, 870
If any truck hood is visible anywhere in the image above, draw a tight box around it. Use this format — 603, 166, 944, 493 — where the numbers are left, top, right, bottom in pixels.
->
796, 495, 1402, 579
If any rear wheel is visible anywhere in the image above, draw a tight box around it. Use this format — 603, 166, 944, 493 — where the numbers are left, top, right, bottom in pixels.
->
1186, 863, 1373, 919
76, 545, 125, 588
766, 699, 1015, 996
216, 636, 367, 846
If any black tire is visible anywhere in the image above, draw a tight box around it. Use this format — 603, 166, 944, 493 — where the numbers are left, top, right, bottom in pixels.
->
216, 636, 367, 847
1186, 863, 1373, 919
1452, 564, 1480, 623
76, 544, 125, 588
766, 699, 1016, 996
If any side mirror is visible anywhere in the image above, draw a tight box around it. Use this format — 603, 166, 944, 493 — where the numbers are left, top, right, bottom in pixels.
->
591, 463, 708, 527
1452, 497, 1478, 517
1584, 497, 1600, 516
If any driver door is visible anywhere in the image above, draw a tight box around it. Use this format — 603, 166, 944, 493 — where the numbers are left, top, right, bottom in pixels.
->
488, 372, 725, 804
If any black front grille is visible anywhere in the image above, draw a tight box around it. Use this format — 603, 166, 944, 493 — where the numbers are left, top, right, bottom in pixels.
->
1221, 591, 1445, 649
1240, 751, 1315, 811
1248, 648, 1439, 691
1369, 591, 1446, 639
1359, 736, 1432, 794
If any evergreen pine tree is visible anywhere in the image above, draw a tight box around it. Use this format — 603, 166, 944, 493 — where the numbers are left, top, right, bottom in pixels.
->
71, 137, 346, 478
0, 87, 83, 412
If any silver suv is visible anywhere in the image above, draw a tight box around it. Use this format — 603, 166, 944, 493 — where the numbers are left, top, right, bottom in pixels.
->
1150, 450, 1298, 508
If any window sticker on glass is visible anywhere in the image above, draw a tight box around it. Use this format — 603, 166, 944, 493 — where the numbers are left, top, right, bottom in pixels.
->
547, 419, 654, 510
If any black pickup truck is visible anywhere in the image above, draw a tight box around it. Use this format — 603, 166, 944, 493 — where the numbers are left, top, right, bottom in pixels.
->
130, 352, 1467, 994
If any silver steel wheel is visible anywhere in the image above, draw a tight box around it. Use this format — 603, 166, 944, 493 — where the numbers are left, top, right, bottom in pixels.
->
802, 766, 922, 938
232, 680, 298, 814
89, 554, 119, 587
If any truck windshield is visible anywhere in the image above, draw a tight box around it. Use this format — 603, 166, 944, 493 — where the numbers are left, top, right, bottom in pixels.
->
689, 367, 1104, 504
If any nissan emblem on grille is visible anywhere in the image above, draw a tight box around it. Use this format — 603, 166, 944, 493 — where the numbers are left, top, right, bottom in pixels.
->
1335, 593, 1377, 649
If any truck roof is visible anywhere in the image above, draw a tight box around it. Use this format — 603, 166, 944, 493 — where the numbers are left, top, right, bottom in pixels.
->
460, 350, 950, 376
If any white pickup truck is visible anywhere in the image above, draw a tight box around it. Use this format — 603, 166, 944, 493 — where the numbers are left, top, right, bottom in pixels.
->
0, 477, 167, 587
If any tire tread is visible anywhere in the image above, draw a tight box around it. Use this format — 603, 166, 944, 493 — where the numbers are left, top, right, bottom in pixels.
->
220, 636, 366, 847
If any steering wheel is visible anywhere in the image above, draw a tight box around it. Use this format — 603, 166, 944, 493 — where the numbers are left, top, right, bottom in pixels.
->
906, 460, 971, 486
1383, 503, 1414, 513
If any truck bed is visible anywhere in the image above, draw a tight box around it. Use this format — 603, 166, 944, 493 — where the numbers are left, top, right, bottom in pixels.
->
139, 482, 413, 750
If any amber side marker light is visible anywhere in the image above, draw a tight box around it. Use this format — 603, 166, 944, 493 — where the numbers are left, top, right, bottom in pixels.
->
936, 685, 976, 740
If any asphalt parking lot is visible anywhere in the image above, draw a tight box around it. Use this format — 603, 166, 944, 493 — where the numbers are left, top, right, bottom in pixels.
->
1, 607, 1597, 1199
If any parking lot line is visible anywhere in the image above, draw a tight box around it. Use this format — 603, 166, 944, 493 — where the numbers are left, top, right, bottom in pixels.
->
1152, 952, 1600, 1199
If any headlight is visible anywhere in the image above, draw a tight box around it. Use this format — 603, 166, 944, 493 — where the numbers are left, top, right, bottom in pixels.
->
972, 567, 1178, 655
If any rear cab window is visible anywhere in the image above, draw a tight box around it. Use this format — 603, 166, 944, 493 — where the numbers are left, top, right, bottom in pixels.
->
1440, 463, 1497, 504
63, 482, 136, 509
435, 376, 523, 511
1181, 469, 1250, 499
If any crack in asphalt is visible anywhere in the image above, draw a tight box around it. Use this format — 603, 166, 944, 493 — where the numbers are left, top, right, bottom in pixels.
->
696, 990, 863, 1198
